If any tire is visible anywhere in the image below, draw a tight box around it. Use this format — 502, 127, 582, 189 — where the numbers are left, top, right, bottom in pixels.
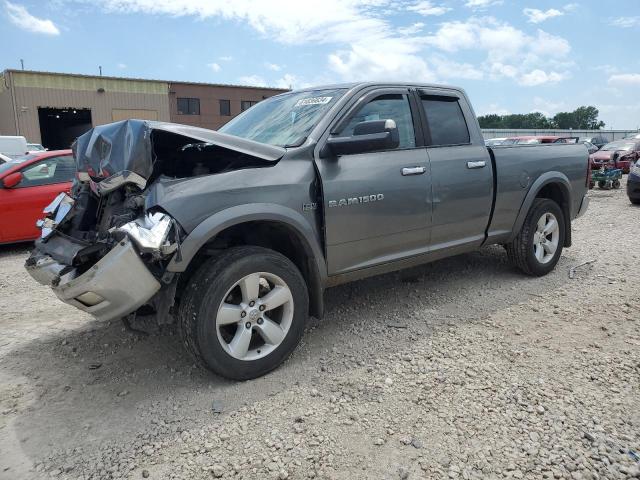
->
506, 198, 565, 277
598, 180, 606, 189
631, 197, 640, 205
178, 246, 308, 380
612, 179, 621, 189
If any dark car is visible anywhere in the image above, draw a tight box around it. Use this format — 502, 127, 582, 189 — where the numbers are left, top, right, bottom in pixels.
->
25, 82, 590, 380
628, 159, 640, 205
581, 136, 609, 149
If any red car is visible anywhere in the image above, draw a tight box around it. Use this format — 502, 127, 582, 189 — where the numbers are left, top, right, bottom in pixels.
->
589, 140, 640, 174
0, 150, 75, 244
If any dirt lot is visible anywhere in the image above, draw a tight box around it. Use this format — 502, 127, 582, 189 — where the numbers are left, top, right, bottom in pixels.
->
1, 180, 639, 480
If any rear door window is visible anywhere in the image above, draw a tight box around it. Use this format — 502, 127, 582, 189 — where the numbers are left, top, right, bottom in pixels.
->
421, 96, 470, 146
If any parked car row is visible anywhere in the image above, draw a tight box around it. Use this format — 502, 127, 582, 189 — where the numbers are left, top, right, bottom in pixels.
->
483, 134, 640, 204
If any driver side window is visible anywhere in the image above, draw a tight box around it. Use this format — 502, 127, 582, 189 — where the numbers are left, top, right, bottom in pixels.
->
19, 155, 75, 188
338, 94, 416, 149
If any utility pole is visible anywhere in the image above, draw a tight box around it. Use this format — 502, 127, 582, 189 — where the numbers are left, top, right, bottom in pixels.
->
99, 66, 102, 76
20, 59, 24, 70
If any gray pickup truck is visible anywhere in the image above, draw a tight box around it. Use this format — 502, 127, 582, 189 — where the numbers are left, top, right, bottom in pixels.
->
25, 82, 590, 380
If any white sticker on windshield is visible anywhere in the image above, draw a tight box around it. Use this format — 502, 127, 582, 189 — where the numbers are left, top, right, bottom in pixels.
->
294, 96, 333, 107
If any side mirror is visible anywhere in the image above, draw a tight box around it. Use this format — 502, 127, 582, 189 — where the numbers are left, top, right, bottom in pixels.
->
2, 172, 23, 188
321, 119, 400, 157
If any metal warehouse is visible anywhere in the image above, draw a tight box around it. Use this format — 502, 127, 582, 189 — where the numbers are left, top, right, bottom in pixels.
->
0, 69, 286, 149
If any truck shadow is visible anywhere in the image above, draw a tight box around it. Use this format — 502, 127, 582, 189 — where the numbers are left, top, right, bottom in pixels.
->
2, 244, 578, 464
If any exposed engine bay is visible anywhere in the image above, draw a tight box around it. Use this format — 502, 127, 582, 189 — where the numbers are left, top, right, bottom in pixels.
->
25, 119, 284, 324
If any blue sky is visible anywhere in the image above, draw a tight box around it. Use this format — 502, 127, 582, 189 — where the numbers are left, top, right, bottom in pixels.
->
2, 0, 639, 128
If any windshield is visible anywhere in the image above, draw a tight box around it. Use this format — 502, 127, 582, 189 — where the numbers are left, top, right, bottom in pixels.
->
219, 88, 347, 147
601, 141, 634, 151
0, 157, 30, 175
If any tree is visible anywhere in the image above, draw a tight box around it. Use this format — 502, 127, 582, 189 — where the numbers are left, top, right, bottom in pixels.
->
552, 106, 605, 129
478, 106, 605, 130
478, 112, 552, 129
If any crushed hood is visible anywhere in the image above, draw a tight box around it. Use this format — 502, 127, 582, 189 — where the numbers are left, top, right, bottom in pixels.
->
72, 119, 286, 190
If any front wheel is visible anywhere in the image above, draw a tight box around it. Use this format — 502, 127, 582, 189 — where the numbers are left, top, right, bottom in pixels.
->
506, 198, 565, 276
178, 246, 308, 380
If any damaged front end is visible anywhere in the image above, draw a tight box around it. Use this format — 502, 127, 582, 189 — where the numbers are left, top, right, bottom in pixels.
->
25, 184, 180, 322
25, 119, 283, 323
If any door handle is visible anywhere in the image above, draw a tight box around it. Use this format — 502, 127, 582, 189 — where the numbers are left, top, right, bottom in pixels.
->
402, 166, 426, 176
467, 161, 486, 169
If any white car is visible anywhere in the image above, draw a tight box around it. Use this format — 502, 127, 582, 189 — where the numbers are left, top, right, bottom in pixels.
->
485, 137, 508, 146
0, 135, 28, 158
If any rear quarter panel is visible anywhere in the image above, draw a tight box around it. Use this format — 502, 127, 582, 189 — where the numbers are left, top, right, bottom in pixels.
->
488, 143, 589, 243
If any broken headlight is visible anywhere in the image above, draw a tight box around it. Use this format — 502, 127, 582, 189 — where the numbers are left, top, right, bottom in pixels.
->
114, 212, 178, 258
37, 192, 75, 239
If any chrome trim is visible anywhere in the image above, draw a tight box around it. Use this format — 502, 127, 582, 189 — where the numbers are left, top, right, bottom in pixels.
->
467, 161, 486, 169
401, 166, 426, 176
113, 212, 177, 256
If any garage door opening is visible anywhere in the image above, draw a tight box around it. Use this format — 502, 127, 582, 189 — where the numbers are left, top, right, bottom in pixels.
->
38, 107, 92, 150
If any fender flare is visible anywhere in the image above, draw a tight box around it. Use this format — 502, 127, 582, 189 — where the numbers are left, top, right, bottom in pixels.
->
167, 203, 327, 316
507, 172, 573, 244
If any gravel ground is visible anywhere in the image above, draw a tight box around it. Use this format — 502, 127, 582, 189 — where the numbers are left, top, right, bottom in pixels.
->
0, 180, 639, 480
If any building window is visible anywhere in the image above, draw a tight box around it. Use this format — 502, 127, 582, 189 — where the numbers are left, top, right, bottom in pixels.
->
219, 99, 231, 116
241, 100, 258, 112
177, 97, 200, 115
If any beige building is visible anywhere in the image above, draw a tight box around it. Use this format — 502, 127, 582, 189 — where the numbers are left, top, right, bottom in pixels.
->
0, 70, 286, 149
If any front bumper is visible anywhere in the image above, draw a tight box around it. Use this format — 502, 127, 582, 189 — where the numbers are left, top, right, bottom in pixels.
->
26, 239, 160, 321
575, 194, 589, 219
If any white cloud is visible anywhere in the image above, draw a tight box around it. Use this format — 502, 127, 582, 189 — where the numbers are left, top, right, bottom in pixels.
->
398, 22, 424, 36
265, 62, 282, 71
207, 62, 221, 72
5, 1, 60, 35
465, 0, 503, 9
519, 69, 566, 86
117, 63, 127, 69
90, 0, 438, 84
523, 8, 563, 24
478, 103, 510, 116
328, 41, 435, 83
430, 56, 483, 80
86, 1, 573, 88
407, 1, 450, 16
238, 75, 267, 87
424, 18, 572, 85
608, 16, 640, 28
219, 55, 233, 61
608, 73, 640, 87
275, 73, 297, 89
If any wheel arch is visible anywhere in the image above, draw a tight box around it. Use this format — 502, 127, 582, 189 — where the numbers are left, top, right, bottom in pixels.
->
509, 172, 573, 247
168, 204, 327, 319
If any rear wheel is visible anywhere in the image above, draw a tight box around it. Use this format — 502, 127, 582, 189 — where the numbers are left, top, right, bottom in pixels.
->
598, 180, 606, 189
178, 246, 308, 380
506, 198, 565, 276
612, 179, 621, 189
